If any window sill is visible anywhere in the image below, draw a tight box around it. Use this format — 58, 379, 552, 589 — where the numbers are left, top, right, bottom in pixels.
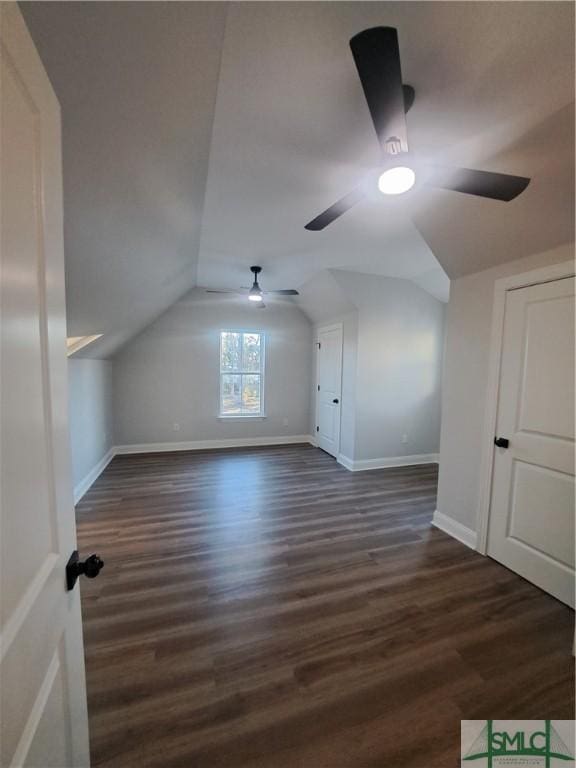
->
218, 415, 267, 420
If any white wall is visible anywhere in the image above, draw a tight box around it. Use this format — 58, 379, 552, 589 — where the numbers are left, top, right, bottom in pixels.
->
304, 270, 445, 466
343, 273, 445, 462
338, 311, 359, 460
333, 272, 445, 463
68, 358, 114, 495
436, 243, 574, 533
112, 290, 312, 446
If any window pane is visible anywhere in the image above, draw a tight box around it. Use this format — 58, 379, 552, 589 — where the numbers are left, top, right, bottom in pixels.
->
221, 332, 241, 372
221, 374, 242, 414
242, 374, 261, 414
242, 333, 261, 373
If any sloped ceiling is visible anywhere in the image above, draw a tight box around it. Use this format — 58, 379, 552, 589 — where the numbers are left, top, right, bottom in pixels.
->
20, 2, 228, 357
296, 270, 356, 326
21, 2, 574, 357
295, 268, 445, 327
198, 2, 573, 292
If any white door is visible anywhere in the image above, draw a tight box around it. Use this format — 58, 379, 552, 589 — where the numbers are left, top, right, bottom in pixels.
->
316, 324, 343, 458
487, 276, 575, 607
1, 6, 90, 767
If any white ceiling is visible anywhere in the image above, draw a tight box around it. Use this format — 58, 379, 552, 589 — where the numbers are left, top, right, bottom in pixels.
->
198, 2, 574, 291
21, 2, 228, 357
21, 2, 574, 356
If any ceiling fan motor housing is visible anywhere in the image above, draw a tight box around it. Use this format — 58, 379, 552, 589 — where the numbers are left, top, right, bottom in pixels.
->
384, 137, 403, 155
248, 265, 263, 301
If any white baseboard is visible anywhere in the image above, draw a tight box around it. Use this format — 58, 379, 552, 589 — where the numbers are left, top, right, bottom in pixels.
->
337, 454, 354, 470
337, 452, 439, 472
432, 510, 478, 550
72, 442, 435, 501
73, 446, 115, 504
115, 434, 315, 455
74, 436, 316, 501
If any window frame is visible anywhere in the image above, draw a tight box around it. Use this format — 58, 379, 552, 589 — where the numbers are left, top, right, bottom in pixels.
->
218, 329, 266, 418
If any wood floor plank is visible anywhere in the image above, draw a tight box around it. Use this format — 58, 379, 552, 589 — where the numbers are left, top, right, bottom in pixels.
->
76, 444, 575, 767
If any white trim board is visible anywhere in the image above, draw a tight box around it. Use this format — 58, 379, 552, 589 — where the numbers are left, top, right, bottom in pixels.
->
337, 453, 439, 471
475, 259, 575, 554
432, 510, 478, 550
73, 446, 115, 504
115, 434, 315, 455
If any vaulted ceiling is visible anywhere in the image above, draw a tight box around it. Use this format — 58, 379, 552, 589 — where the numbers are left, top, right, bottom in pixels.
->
21, 2, 228, 357
21, 2, 574, 357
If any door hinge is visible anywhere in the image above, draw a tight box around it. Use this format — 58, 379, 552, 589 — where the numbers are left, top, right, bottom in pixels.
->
316, 426, 319, 432
317, 342, 321, 349
317, 384, 320, 391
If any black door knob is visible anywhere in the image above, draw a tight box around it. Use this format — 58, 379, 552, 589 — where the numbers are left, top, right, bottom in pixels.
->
66, 550, 104, 591
333, 398, 339, 404
83, 554, 105, 578
494, 437, 509, 449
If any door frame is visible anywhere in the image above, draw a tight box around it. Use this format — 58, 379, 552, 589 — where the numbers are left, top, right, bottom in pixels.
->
476, 259, 575, 555
315, 322, 343, 457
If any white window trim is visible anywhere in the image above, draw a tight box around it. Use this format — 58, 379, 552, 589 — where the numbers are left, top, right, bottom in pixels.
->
218, 329, 266, 418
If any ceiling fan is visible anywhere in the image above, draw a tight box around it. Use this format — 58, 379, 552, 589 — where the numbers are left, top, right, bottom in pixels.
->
305, 27, 530, 231
206, 266, 299, 308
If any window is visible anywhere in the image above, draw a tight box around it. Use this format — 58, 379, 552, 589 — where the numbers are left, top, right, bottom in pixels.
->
220, 331, 264, 416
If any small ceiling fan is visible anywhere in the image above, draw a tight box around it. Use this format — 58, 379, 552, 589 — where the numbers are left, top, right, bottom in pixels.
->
206, 266, 299, 308
305, 27, 530, 231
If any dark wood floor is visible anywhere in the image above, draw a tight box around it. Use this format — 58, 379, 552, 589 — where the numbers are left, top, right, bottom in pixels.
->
76, 444, 574, 768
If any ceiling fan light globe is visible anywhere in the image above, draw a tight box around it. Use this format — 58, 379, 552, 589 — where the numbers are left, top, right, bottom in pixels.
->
248, 293, 263, 302
378, 166, 415, 195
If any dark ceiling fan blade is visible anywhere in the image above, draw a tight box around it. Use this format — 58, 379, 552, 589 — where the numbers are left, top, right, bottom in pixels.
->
264, 289, 299, 296
402, 84, 415, 113
305, 186, 365, 231
428, 167, 530, 201
205, 289, 245, 294
350, 27, 408, 153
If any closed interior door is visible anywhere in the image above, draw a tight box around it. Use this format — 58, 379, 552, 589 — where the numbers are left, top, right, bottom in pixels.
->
316, 324, 343, 458
487, 276, 575, 607
1, 6, 90, 766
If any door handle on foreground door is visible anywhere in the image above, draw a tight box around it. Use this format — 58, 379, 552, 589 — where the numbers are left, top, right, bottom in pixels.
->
333, 398, 339, 404
66, 550, 104, 591
494, 437, 509, 449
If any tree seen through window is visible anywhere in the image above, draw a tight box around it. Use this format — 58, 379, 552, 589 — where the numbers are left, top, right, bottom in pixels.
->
220, 331, 264, 415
